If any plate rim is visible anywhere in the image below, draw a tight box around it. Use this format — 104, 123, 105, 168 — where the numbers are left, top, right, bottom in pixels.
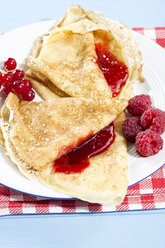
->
1, 161, 165, 200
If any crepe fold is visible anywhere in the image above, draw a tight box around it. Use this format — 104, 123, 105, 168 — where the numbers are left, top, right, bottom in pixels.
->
26, 5, 142, 100
39, 112, 128, 205
0, 93, 127, 182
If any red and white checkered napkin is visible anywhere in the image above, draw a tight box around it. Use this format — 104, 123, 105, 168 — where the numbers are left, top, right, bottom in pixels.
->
0, 27, 165, 216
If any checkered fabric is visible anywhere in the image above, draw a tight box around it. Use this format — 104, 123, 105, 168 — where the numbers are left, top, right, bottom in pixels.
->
0, 27, 165, 215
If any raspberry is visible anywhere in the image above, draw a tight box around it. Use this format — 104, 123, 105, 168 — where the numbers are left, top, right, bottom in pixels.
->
127, 94, 152, 116
141, 108, 165, 135
122, 117, 143, 142
135, 130, 163, 157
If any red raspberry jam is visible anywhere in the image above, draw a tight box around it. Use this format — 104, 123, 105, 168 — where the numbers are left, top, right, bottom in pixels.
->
53, 123, 115, 174
95, 42, 129, 97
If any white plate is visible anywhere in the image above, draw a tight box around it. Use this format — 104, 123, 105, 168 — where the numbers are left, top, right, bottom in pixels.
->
0, 20, 165, 199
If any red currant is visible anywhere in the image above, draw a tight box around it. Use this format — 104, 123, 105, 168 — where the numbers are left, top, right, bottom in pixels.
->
0, 72, 2, 85
4, 58, 17, 71
6, 71, 14, 77
22, 79, 32, 90
13, 69, 24, 81
3, 87, 11, 96
21, 89, 35, 101
12, 80, 25, 94
2, 73, 13, 87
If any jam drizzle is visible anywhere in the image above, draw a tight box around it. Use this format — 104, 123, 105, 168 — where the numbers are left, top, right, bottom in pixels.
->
53, 123, 115, 174
95, 42, 129, 97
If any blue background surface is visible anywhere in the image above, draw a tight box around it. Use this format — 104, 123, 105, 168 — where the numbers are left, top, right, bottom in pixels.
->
0, 0, 165, 247
0, 0, 165, 32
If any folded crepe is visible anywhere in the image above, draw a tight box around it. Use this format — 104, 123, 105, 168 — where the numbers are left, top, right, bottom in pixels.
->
39, 111, 127, 205
25, 73, 131, 205
0, 93, 127, 185
26, 5, 142, 100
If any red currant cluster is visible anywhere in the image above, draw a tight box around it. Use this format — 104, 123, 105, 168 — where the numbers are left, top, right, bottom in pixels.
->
0, 58, 35, 101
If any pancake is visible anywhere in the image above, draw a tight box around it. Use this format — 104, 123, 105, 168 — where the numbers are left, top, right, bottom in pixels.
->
25, 73, 132, 205
39, 112, 128, 205
28, 30, 112, 99
0, 93, 127, 181
27, 5, 142, 100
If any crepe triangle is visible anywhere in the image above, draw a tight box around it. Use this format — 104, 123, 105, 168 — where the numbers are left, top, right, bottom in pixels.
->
0, 93, 127, 181
27, 5, 142, 101
39, 112, 128, 205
